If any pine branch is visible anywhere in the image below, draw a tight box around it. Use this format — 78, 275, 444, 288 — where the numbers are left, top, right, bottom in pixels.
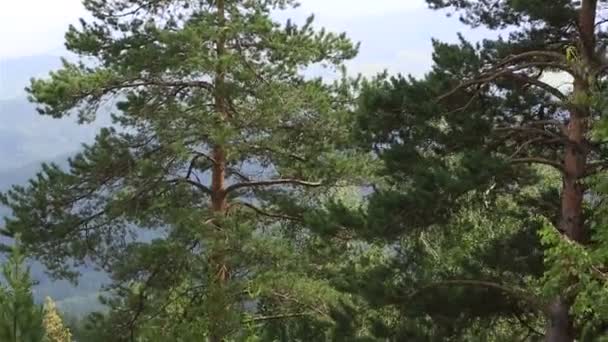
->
271, 290, 330, 318
226, 167, 251, 182
82, 78, 215, 99
514, 312, 544, 338
527, 120, 569, 136
509, 157, 564, 172
492, 50, 566, 70
243, 312, 310, 323
509, 137, 546, 159
495, 125, 566, 140
225, 179, 322, 194
585, 161, 608, 175
186, 153, 214, 180
444, 85, 484, 115
249, 144, 308, 162
503, 72, 568, 101
594, 18, 608, 27
405, 279, 544, 312
438, 62, 571, 102
103, 3, 149, 18
168, 178, 213, 195
232, 201, 302, 221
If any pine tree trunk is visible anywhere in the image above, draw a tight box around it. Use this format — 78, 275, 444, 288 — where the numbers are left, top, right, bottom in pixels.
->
546, 297, 573, 342
208, 0, 230, 341
211, 145, 227, 213
546, 73, 589, 342
546, 84, 588, 342
546, 2, 596, 339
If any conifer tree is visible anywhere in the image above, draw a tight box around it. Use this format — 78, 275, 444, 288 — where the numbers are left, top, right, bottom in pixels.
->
351, 0, 608, 340
0, 239, 45, 342
0, 0, 365, 340
42, 297, 72, 342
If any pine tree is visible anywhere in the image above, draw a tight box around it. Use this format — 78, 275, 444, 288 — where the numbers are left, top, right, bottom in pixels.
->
0, 238, 45, 342
351, 0, 608, 340
0, 0, 366, 340
42, 297, 72, 342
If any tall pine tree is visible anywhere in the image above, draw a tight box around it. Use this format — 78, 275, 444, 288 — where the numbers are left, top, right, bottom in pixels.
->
352, 0, 608, 340
0, 0, 367, 339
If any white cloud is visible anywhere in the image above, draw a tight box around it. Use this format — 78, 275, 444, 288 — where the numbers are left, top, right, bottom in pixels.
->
0, 0, 86, 59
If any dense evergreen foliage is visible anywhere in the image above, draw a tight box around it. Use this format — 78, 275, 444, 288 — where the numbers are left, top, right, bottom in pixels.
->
0, 239, 46, 342
3, 0, 608, 341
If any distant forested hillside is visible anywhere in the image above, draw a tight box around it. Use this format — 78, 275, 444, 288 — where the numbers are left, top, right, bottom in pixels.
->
0, 156, 108, 316
0, 55, 109, 316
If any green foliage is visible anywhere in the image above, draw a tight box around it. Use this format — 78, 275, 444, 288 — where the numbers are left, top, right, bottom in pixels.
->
0, 238, 45, 342
538, 172, 608, 340
6, 0, 608, 340
341, 0, 608, 339
42, 297, 72, 342
0, 0, 372, 340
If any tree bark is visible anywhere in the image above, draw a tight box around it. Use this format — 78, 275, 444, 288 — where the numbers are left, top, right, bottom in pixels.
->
546, 66, 589, 342
211, 145, 227, 213
546, 297, 574, 342
208, 0, 230, 341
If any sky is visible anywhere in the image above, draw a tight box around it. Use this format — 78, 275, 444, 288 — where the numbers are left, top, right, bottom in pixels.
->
0, 0, 495, 171
0, 0, 424, 58
0, 0, 493, 73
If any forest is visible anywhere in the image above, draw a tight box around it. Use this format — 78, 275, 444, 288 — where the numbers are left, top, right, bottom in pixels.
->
1, 0, 608, 341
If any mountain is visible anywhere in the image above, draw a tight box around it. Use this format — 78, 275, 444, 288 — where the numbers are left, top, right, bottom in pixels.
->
0, 96, 107, 171
0, 54, 112, 171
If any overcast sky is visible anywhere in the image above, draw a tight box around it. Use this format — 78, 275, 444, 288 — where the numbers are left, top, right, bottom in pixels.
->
0, 0, 422, 58
0, 0, 495, 74
0, 0, 496, 171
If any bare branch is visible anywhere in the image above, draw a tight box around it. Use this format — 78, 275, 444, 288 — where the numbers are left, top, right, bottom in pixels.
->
225, 179, 322, 194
